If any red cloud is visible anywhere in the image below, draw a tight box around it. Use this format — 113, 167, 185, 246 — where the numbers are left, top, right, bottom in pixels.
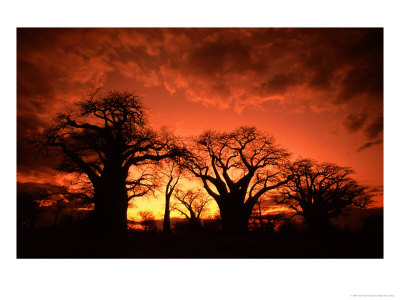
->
17, 28, 383, 181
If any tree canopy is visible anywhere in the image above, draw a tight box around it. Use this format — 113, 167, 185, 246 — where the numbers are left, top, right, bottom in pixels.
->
183, 126, 290, 232
273, 159, 374, 231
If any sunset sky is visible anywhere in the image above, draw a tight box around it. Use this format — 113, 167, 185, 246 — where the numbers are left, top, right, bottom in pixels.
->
17, 28, 383, 219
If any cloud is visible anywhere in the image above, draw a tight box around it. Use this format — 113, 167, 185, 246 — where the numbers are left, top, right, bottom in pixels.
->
259, 72, 302, 95
17, 181, 62, 195
153, 28, 383, 116
17, 28, 383, 177
18, 28, 383, 114
357, 139, 383, 152
365, 115, 383, 140
343, 111, 383, 152
343, 111, 368, 133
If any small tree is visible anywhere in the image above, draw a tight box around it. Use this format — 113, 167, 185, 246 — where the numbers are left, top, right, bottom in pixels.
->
249, 198, 267, 231
273, 159, 373, 232
139, 211, 157, 232
161, 163, 181, 234
171, 188, 210, 230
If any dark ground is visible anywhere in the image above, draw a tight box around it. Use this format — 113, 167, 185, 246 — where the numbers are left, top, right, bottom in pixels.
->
17, 226, 383, 259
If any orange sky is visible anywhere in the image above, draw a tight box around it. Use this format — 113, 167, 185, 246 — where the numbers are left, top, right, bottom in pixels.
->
17, 28, 383, 220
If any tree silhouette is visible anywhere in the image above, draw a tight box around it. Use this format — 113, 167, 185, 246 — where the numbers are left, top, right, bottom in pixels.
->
183, 127, 290, 233
248, 197, 287, 232
171, 188, 210, 230
250, 198, 268, 231
139, 211, 157, 232
38, 91, 184, 233
273, 159, 373, 232
161, 163, 181, 234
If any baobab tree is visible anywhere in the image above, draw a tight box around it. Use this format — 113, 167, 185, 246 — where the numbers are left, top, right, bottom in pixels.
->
171, 188, 210, 230
273, 159, 373, 232
183, 127, 290, 233
38, 90, 185, 233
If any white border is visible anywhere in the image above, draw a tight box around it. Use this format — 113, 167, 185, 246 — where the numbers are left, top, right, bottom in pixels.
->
2, 1, 399, 300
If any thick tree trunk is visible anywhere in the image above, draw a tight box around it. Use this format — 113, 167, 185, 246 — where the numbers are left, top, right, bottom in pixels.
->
94, 174, 129, 234
188, 217, 201, 231
303, 209, 331, 233
219, 205, 251, 234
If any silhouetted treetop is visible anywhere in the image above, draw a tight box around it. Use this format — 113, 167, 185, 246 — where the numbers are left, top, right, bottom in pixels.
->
172, 188, 210, 222
273, 158, 374, 231
186, 127, 290, 200
41, 90, 184, 179
77, 90, 146, 126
